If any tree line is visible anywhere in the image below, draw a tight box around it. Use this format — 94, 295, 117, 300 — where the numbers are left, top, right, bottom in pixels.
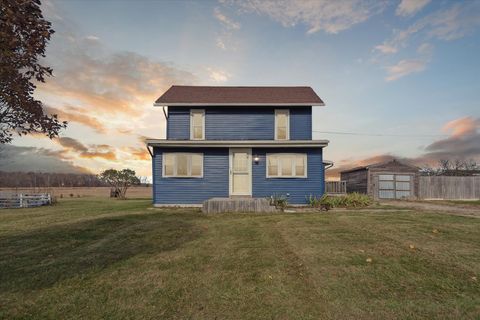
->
420, 159, 480, 176
0, 171, 107, 188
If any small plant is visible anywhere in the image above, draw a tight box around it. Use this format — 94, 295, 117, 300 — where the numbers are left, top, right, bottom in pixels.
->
307, 195, 333, 211
269, 194, 289, 210
69, 193, 74, 198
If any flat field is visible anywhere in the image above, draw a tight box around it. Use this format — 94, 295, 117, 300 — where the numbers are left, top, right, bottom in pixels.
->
0, 198, 479, 319
0, 186, 152, 198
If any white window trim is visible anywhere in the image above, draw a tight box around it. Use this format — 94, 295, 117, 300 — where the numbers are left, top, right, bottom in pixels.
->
274, 109, 290, 140
162, 152, 204, 178
190, 109, 205, 140
266, 153, 307, 178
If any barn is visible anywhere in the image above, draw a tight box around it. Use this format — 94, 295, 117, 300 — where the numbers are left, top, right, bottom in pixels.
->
340, 159, 419, 200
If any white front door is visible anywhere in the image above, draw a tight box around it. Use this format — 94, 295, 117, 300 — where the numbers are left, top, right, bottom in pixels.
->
229, 148, 252, 196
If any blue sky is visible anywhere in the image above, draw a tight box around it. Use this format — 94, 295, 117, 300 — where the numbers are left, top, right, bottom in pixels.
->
4, 0, 480, 177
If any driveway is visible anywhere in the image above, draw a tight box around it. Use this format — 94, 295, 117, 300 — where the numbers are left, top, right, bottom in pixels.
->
383, 200, 480, 218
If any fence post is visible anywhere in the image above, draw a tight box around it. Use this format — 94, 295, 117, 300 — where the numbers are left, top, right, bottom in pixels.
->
19, 193, 23, 208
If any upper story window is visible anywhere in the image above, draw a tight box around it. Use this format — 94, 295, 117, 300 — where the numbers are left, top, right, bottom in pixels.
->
190, 109, 205, 140
275, 109, 290, 140
163, 153, 203, 178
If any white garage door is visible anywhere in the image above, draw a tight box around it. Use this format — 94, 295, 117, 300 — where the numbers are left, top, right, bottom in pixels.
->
378, 174, 412, 199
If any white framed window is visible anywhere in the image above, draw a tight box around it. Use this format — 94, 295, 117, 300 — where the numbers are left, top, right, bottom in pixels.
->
190, 109, 205, 140
275, 109, 290, 140
266, 153, 307, 178
163, 153, 203, 178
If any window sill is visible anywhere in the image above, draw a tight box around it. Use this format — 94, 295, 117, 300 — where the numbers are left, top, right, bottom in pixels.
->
162, 176, 204, 179
266, 176, 307, 179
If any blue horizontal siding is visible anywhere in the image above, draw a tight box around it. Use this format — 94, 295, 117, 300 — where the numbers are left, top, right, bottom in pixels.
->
153, 146, 324, 205
252, 148, 324, 204
167, 106, 311, 140
153, 147, 229, 204
167, 108, 190, 140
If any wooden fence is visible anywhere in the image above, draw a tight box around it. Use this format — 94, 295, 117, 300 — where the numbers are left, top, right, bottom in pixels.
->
325, 181, 347, 194
0, 193, 51, 209
418, 176, 480, 200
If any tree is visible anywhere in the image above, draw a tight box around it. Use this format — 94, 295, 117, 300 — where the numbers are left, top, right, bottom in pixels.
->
99, 169, 140, 200
0, 0, 66, 144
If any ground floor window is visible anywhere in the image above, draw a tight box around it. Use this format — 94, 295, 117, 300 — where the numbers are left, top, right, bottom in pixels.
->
266, 153, 307, 178
163, 153, 203, 178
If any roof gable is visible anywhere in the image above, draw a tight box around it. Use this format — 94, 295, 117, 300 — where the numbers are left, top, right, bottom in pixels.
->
155, 85, 325, 106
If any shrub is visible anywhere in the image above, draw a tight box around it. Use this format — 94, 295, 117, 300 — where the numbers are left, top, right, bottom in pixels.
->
269, 194, 289, 210
307, 195, 333, 211
307, 193, 372, 209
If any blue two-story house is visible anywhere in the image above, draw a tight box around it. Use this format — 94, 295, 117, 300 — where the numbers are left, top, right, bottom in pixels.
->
146, 86, 329, 205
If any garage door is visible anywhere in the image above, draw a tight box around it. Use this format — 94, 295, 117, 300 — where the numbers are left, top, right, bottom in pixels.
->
378, 174, 412, 199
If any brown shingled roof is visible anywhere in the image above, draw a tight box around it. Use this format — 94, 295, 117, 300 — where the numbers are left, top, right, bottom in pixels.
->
155, 86, 325, 106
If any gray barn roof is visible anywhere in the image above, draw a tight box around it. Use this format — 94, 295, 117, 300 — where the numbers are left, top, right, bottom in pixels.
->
340, 159, 419, 174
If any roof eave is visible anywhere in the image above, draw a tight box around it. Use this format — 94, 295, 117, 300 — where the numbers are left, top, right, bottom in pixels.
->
153, 102, 325, 107
146, 139, 329, 148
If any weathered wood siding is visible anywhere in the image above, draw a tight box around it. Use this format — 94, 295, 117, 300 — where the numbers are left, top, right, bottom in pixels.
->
341, 169, 368, 194
419, 176, 480, 200
341, 160, 419, 199
369, 170, 419, 200
202, 198, 277, 213
167, 106, 312, 140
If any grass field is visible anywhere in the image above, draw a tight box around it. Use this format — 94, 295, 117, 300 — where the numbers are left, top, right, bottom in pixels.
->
0, 186, 152, 199
1, 199, 479, 319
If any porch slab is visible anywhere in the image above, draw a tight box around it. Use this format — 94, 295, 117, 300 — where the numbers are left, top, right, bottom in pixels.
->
202, 197, 277, 213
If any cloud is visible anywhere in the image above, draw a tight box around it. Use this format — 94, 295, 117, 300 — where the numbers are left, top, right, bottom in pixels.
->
327, 116, 480, 178
213, 7, 240, 50
384, 42, 432, 81
374, 44, 397, 54
442, 117, 479, 138
206, 67, 230, 82
377, 3, 480, 55
385, 58, 427, 81
424, 117, 480, 158
84, 35, 100, 41
0, 145, 90, 174
214, 7, 240, 30
45, 105, 107, 133
39, 51, 197, 115
56, 137, 117, 161
216, 37, 227, 50
124, 147, 150, 161
228, 0, 387, 34
396, 0, 431, 17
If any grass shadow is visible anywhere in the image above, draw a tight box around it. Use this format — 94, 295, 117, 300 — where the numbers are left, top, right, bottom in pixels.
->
0, 212, 201, 293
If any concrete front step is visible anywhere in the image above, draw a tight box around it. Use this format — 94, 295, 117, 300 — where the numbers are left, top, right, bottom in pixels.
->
202, 197, 277, 213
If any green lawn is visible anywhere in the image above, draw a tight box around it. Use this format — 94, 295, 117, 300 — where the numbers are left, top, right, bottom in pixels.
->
443, 200, 480, 207
1, 199, 479, 319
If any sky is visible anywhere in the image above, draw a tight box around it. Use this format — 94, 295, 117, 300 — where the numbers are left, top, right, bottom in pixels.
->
2, 0, 480, 179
